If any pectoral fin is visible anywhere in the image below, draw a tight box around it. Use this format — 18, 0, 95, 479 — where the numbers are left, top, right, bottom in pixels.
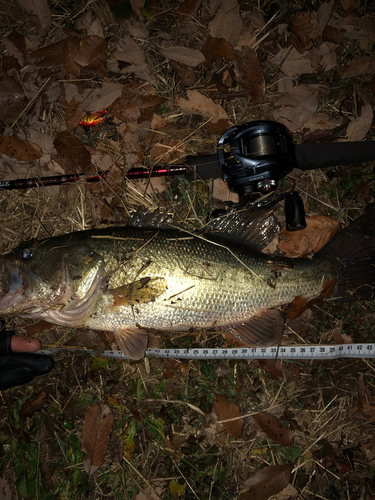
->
114, 328, 148, 359
219, 309, 285, 347
109, 277, 167, 307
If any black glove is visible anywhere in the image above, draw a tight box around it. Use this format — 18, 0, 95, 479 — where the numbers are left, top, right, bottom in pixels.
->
0, 331, 54, 390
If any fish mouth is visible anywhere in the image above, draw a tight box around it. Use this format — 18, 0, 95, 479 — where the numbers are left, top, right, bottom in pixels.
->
0, 258, 24, 313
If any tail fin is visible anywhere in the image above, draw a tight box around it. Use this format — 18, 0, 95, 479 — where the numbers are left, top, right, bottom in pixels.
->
317, 210, 375, 301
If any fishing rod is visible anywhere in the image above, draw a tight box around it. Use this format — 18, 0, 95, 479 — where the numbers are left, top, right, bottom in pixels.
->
1, 121, 375, 230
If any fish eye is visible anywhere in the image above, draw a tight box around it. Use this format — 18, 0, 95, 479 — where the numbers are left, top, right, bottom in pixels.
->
21, 248, 33, 260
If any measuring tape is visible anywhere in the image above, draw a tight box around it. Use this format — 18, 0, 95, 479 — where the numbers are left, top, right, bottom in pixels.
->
37, 343, 375, 360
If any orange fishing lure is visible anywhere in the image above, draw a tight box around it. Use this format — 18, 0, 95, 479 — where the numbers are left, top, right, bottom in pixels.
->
79, 110, 108, 128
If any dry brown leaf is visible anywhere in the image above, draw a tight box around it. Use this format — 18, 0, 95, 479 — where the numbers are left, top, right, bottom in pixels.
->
178, 0, 203, 22
130, 0, 145, 17
322, 24, 345, 44
362, 436, 375, 462
30, 37, 82, 77
252, 412, 294, 446
201, 37, 236, 65
341, 0, 357, 10
75, 36, 108, 77
0, 72, 26, 124
241, 465, 293, 500
208, 0, 243, 47
340, 56, 375, 78
207, 118, 228, 135
235, 26, 256, 50
270, 483, 299, 499
210, 0, 221, 15
27, 130, 57, 156
112, 91, 164, 124
20, 391, 47, 424
278, 215, 340, 258
255, 359, 300, 381
3, 34, 25, 66
163, 359, 189, 379
134, 485, 164, 500
127, 21, 149, 39
77, 12, 104, 38
214, 394, 244, 438
358, 375, 373, 409
277, 72, 294, 92
114, 36, 157, 85
202, 411, 227, 448
30, 38, 69, 65
359, 33, 375, 52
53, 131, 92, 174
81, 82, 123, 113
0, 478, 12, 500
0, 158, 29, 181
112, 94, 141, 122
175, 89, 228, 123
170, 61, 197, 88
247, 11, 265, 30
339, 103, 373, 142
0, 135, 43, 161
317, 41, 338, 71
302, 112, 344, 134
212, 178, 239, 203
65, 98, 86, 132
352, 375, 375, 421
290, 12, 320, 53
17, 0, 51, 30
150, 138, 186, 164
332, 329, 353, 344
316, 0, 334, 35
273, 84, 320, 132
81, 404, 114, 475
23, 320, 54, 335
160, 46, 205, 67
276, 46, 318, 77
234, 47, 266, 102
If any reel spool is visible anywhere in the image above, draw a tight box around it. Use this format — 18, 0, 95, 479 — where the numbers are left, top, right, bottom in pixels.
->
218, 121, 298, 198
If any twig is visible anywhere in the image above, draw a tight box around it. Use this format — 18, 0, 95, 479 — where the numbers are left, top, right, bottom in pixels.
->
122, 457, 162, 500
11, 77, 51, 128
143, 398, 205, 416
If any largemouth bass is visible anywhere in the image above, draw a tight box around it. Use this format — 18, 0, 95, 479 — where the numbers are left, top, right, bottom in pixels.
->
0, 209, 374, 359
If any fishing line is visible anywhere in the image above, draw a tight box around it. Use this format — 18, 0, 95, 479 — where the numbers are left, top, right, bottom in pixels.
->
37, 343, 375, 361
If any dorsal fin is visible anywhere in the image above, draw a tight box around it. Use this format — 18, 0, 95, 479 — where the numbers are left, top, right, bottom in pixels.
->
204, 207, 281, 251
126, 208, 174, 229
127, 207, 281, 252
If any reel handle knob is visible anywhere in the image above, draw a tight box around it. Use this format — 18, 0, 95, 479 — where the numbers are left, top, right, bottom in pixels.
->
285, 192, 306, 231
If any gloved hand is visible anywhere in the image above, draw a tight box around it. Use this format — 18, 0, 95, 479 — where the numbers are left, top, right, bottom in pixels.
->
0, 331, 54, 390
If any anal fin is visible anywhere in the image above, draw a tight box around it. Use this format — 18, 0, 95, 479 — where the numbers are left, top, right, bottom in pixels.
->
114, 328, 148, 360
219, 309, 285, 347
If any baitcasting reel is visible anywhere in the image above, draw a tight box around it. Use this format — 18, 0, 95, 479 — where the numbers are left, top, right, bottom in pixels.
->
216, 121, 305, 231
